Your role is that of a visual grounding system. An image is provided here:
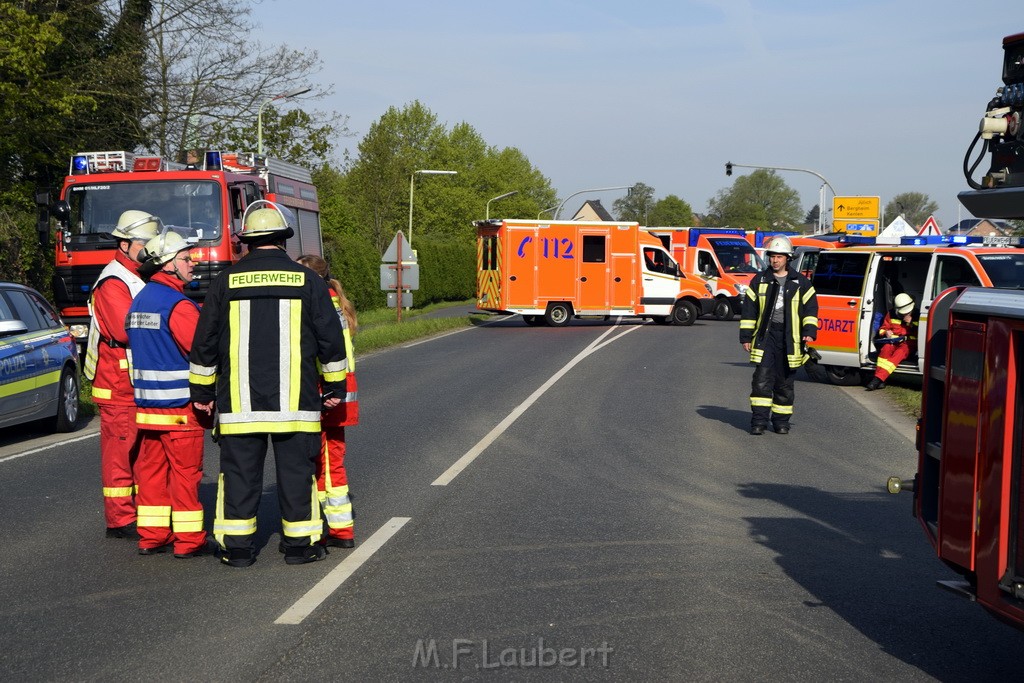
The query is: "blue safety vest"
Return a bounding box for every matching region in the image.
[126,282,199,408]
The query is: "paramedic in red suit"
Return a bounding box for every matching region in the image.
[125,232,208,557]
[84,210,161,538]
[297,254,358,549]
[866,293,917,391]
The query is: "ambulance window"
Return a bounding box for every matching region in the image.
[697,251,719,277]
[812,251,869,296]
[481,235,498,270]
[934,256,981,296]
[582,235,605,263]
[976,253,1024,289]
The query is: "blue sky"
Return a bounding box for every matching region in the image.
[252,1,1020,228]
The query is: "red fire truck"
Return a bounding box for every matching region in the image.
[46,150,322,345]
[888,30,1024,631]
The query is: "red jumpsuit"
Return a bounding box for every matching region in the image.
[128,272,207,555]
[318,289,358,543]
[87,252,144,530]
[873,313,917,382]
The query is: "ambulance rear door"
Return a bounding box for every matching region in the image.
[505,224,539,309]
[811,250,873,374]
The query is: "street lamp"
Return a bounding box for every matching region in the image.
[554,185,633,220]
[257,86,312,156]
[486,190,518,220]
[724,162,836,234]
[408,169,457,246]
[538,204,559,219]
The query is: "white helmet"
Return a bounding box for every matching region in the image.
[111,210,161,241]
[238,200,295,242]
[142,231,191,267]
[764,235,794,256]
[894,293,915,315]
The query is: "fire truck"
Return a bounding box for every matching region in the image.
[45,150,323,345]
[475,219,714,326]
[888,30,1024,631]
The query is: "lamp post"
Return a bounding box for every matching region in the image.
[486,190,518,220]
[538,204,559,219]
[257,86,312,156]
[554,185,633,220]
[408,169,457,246]
[724,162,836,234]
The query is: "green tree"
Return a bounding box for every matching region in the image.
[612,182,656,223]
[706,170,802,229]
[647,195,693,226]
[884,192,939,229]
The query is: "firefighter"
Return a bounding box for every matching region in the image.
[125,231,208,557]
[297,254,358,549]
[739,235,818,435]
[866,293,917,391]
[189,202,347,568]
[85,210,161,538]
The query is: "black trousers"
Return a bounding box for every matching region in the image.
[217,431,321,553]
[750,324,796,428]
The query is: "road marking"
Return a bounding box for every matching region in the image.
[275,516,411,625]
[0,431,99,464]
[432,323,640,486]
[401,314,514,348]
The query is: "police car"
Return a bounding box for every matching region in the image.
[0,282,80,432]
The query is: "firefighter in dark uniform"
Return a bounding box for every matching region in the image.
[189,201,348,567]
[739,235,818,435]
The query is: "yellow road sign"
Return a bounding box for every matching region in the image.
[833,219,879,236]
[833,196,880,220]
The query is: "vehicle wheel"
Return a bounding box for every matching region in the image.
[51,365,80,432]
[523,315,543,326]
[544,302,572,327]
[713,298,733,321]
[670,300,698,326]
[824,364,861,386]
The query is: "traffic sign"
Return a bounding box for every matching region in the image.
[918,215,941,236]
[833,196,880,220]
[387,291,413,308]
[834,219,879,236]
[382,232,417,263]
[380,263,419,290]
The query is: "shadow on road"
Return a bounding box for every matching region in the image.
[695,404,750,433]
[738,482,1020,679]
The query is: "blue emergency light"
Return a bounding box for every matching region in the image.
[687,228,745,246]
[900,236,942,246]
[753,231,797,247]
[70,155,90,175]
[944,234,982,245]
[838,235,876,245]
[204,151,223,171]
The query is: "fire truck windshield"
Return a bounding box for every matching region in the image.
[66,180,223,241]
[977,253,1024,289]
[710,238,764,274]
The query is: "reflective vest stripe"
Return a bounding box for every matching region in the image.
[103,486,134,497]
[219,421,321,435]
[135,387,191,402]
[137,412,190,426]
[172,509,204,533]
[137,505,171,527]
[134,369,190,382]
[771,403,794,415]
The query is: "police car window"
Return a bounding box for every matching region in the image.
[4,290,44,332]
[812,252,869,297]
[0,294,14,321]
[27,291,62,329]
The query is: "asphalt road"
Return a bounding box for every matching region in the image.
[0,314,1019,681]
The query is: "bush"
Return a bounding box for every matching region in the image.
[0,206,52,295]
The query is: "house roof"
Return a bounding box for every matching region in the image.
[572,199,615,222]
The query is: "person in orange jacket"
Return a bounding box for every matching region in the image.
[126,231,209,557]
[866,293,917,391]
[297,254,359,549]
[84,210,161,538]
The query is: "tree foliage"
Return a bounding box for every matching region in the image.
[647,195,694,227]
[705,170,803,229]
[612,182,655,223]
[884,192,939,228]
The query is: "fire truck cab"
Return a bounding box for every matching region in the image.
[49,150,322,345]
[806,235,1024,385]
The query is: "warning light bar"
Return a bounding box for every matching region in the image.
[69,151,133,175]
[133,156,164,172]
[751,230,798,247]
[687,228,745,246]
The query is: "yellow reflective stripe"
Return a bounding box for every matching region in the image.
[219,421,321,435]
[172,510,204,533]
[877,357,897,373]
[137,413,190,426]
[745,287,757,301]
[137,505,171,527]
[322,369,347,383]
[802,287,816,304]
[228,271,304,288]
[103,486,134,497]
[739,320,755,329]
[0,369,60,399]
[343,327,356,373]
[92,386,113,400]
[290,299,301,412]
[230,301,242,412]
[189,372,216,386]
[771,404,794,415]
[802,317,818,327]
[214,517,257,536]
[750,397,773,407]
[214,473,226,548]
[119,358,129,370]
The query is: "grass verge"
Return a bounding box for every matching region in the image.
[879,375,923,421]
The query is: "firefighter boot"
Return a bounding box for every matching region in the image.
[750,425,766,436]
[866,377,885,391]
[284,544,328,565]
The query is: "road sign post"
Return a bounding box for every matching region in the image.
[381,231,419,322]
[832,196,880,236]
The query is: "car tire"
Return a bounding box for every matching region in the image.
[51,365,80,432]
[713,298,733,321]
[670,300,698,326]
[543,302,572,327]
